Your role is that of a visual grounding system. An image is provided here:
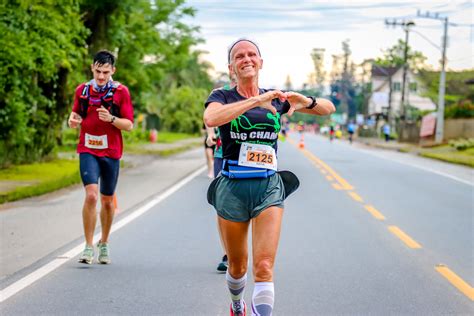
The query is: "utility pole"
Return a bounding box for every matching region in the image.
[417,10,448,144]
[341,40,352,119]
[385,19,415,121]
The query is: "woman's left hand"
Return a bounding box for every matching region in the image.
[285,92,311,116]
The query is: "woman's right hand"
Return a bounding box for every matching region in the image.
[68,112,82,128]
[253,90,286,115]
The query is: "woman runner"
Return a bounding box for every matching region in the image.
[204,38,335,316]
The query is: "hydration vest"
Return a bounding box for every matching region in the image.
[79,82,121,118]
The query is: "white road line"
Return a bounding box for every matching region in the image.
[302,134,473,187]
[0,165,206,303]
[360,149,473,187]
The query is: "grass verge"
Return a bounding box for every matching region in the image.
[419,146,474,168]
[124,141,202,156]
[0,159,80,204]
[154,132,200,143]
[1,134,202,204]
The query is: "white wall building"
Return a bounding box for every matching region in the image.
[368,66,436,116]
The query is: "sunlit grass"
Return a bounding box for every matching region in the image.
[0,159,80,204]
[420,145,474,168]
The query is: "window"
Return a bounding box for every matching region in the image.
[392,82,401,91]
[409,82,417,92]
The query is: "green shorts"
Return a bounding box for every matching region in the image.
[207,171,299,222]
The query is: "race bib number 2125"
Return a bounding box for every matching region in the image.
[238,142,277,170]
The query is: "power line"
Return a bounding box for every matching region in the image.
[410,29,441,51]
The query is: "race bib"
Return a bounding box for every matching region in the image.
[85,133,108,149]
[238,142,277,171]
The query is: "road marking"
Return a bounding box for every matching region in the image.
[0,165,207,303]
[289,134,473,300]
[326,175,334,181]
[364,205,386,220]
[358,147,474,187]
[435,264,474,301]
[348,191,364,202]
[288,138,353,190]
[388,226,422,249]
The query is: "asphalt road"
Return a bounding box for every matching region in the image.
[1,133,472,315]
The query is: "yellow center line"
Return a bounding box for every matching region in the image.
[435,265,474,301]
[287,138,354,190]
[302,149,353,190]
[388,226,422,249]
[288,135,472,301]
[348,191,364,202]
[364,205,386,220]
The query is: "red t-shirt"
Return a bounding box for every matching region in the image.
[72,82,134,159]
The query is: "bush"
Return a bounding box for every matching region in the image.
[445,100,474,119]
[448,138,474,151]
[61,128,80,146]
[123,129,149,143]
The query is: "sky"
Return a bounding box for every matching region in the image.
[183,0,473,89]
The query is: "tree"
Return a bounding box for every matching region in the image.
[0,0,212,166]
[0,1,88,166]
[158,86,208,133]
[79,0,210,111]
[374,39,427,71]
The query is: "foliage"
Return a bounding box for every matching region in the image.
[80,0,211,111]
[374,39,428,71]
[448,138,474,151]
[123,129,150,143]
[0,1,89,167]
[444,100,474,119]
[158,86,209,133]
[417,70,474,108]
[404,105,435,121]
[1,0,212,167]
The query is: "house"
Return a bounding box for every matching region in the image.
[368,65,436,117]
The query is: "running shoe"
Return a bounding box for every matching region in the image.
[230,301,246,316]
[97,242,111,264]
[78,245,94,264]
[217,254,228,272]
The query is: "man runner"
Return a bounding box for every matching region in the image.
[68,50,134,264]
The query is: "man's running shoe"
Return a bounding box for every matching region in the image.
[78,245,94,264]
[230,301,246,316]
[97,242,111,264]
[217,254,228,272]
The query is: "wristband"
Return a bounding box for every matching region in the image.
[306,96,317,109]
[110,116,116,123]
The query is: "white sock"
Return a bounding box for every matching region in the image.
[226,271,247,312]
[251,282,274,316]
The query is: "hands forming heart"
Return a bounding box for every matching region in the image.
[255,90,310,116]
